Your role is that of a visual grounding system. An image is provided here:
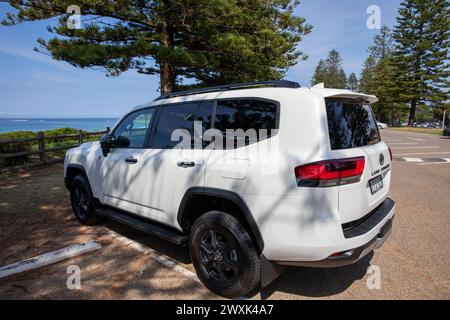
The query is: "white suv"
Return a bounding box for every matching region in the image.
[64,81,395,298]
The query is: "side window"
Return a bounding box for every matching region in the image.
[214,99,278,148]
[113,108,154,148]
[152,102,214,149]
[196,101,214,133]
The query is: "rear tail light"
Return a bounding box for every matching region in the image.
[388,147,393,161]
[295,157,365,187]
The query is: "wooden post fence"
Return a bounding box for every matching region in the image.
[37,131,48,163]
[0,129,107,169]
[78,129,84,145]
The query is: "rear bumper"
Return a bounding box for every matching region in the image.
[275,214,393,268]
[260,213,394,287]
[253,192,395,263]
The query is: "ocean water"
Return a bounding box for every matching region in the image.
[0,118,119,133]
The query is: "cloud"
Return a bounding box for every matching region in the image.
[0,43,154,86]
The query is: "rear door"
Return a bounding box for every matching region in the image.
[136,101,214,227]
[204,98,280,192]
[325,98,391,224]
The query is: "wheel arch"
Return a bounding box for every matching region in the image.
[177,187,264,253]
[65,164,89,189]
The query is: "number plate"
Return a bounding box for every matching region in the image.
[369,175,383,195]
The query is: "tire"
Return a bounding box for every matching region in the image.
[70,175,103,225]
[189,211,260,298]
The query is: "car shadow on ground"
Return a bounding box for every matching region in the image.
[259,253,373,299]
[102,217,373,299]
[103,219,192,265]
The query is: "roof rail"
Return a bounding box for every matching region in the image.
[154,80,300,101]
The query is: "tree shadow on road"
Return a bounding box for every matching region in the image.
[102,217,374,300]
[103,219,192,265]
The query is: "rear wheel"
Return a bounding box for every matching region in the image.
[70,175,103,225]
[189,211,260,298]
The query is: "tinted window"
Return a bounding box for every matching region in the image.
[325,99,381,150]
[214,99,278,148]
[196,101,214,133]
[152,102,213,149]
[113,108,154,148]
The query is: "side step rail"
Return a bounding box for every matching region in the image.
[96,207,188,245]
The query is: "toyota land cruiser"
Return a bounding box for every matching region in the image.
[64,80,395,298]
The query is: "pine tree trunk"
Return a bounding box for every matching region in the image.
[407,19,424,127]
[159,15,175,95]
[408,99,417,126]
[160,60,175,95]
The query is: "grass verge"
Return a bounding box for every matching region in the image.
[388,127,444,135]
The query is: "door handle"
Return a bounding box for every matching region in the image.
[177,161,195,168]
[124,157,138,164]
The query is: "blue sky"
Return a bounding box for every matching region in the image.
[0,0,402,117]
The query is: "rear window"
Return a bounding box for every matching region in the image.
[214,99,278,148]
[325,99,381,150]
[214,99,278,133]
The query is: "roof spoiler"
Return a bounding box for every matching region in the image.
[326,93,378,104]
[310,88,378,104]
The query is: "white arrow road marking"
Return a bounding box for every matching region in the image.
[0,241,102,279]
[402,158,424,162]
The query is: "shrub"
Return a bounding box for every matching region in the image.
[44,128,78,148]
[0,131,35,167]
[0,128,103,168]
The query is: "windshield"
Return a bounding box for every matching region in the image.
[325,98,381,150]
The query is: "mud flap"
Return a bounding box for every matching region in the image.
[260,255,285,288]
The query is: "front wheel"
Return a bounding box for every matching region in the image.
[70,175,103,225]
[189,211,260,298]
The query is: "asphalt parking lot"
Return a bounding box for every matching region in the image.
[0,129,449,300]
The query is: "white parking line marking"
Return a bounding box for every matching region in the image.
[388,142,418,145]
[407,137,426,141]
[108,231,249,300]
[391,146,438,150]
[0,241,102,279]
[402,158,424,162]
[419,161,450,166]
[393,151,450,156]
[107,231,200,283]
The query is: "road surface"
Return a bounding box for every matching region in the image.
[0,129,448,299]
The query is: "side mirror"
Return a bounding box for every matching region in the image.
[100,133,116,157]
